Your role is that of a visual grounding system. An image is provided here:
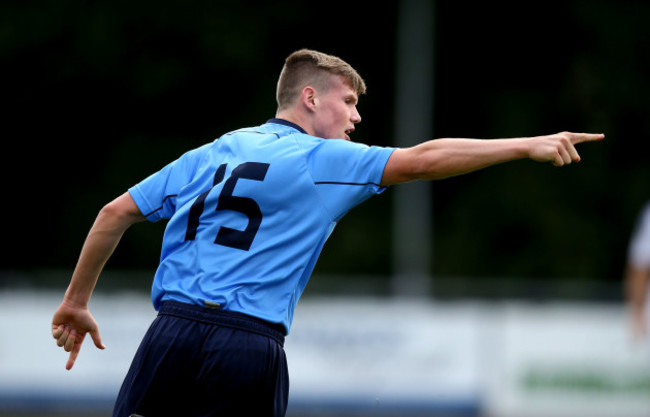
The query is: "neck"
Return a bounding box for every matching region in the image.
[275,110,313,136]
[268,117,307,134]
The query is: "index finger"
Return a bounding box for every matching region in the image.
[568,132,605,144]
[66,341,81,370]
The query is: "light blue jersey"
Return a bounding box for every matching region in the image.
[129,119,395,333]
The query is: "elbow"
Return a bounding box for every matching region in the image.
[97,193,144,227]
[410,155,450,181]
[95,203,129,232]
[98,201,123,221]
[404,144,455,181]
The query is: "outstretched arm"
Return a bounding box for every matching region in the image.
[380,132,604,185]
[51,191,145,370]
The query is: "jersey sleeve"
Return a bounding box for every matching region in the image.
[128,144,209,222]
[629,202,650,268]
[302,138,396,220]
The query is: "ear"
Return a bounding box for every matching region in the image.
[301,86,318,112]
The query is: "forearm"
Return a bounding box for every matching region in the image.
[383,136,530,184]
[381,132,603,185]
[410,137,530,180]
[64,193,145,306]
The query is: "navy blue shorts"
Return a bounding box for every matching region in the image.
[112,301,289,417]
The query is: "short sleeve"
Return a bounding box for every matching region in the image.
[302,138,395,220]
[128,145,209,222]
[629,202,650,268]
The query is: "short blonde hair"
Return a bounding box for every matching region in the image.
[276,49,367,111]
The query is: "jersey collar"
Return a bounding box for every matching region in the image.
[266,118,307,134]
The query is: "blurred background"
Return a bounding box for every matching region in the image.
[2,0,649,416]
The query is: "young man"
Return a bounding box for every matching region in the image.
[51,49,604,416]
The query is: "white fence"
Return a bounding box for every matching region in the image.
[1,290,648,416]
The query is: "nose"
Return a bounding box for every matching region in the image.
[351,106,361,124]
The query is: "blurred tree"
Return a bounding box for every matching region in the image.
[431,0,650,283]
[2,0,647,292]
[1,0,397,274]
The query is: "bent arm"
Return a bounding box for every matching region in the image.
[63,191,145,306]
[381,132,604,185]
[52,191,145,369]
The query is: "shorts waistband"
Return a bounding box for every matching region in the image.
[158,300,286,346]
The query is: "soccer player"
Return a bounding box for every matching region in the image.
[51,48,604,416]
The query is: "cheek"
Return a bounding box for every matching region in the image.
[318,113,337,136]
[315,105,346,138]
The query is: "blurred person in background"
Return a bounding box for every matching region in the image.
[625,201,650,344]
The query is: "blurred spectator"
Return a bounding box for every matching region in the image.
[625,201,650,343]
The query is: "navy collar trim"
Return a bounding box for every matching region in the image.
[266,118,307,134]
